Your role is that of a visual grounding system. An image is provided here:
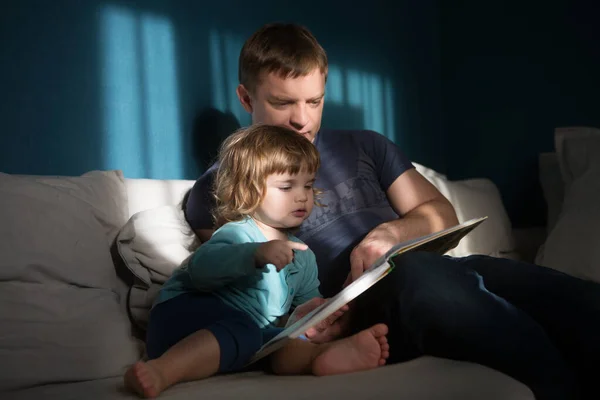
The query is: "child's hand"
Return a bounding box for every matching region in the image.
[255,240,308,271]
[287,298,351,343]
[304,302,351,343]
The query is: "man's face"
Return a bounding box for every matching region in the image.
[237,69,326,143]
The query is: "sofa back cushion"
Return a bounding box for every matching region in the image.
[413,163,517,259]
[0,171,140,391]
[536,127,600,282]
[18,170,129,244]
[125,178,196,218]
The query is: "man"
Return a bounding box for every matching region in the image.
[185,23,599,400]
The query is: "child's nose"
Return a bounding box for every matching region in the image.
[295,191,308,202]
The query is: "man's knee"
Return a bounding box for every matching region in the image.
[392,251,457,288]
[391,252,489,326]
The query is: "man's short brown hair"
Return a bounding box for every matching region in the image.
[238,23,328,93]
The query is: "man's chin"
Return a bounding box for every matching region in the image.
[302,132,316,142]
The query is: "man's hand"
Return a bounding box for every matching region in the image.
[349,224,398,282]
[286,298,350,343]
[255,240,308,271]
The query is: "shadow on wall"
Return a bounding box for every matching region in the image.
[191,107,241,174]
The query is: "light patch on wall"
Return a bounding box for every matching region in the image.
[366,74,385,137]
[223,33,250,126]
[326,65,344,104]
[140,13,183,179]
[100,6,144,177]
[100,5,183,179]
[208,31,251,127]
[384,78,396,142]
[209,30,227,112]
[346,70,363,108]
[345,69,395,142]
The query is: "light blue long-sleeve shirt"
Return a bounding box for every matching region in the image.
[154,217,322,328]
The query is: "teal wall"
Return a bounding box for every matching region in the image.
[441,0,600,227]
[4,0,598,227]
[0,0,444,180]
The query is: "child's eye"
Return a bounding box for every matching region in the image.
[279,187,291,191]
[304,185,313,189]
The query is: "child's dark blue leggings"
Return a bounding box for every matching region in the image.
[145,292,282,372]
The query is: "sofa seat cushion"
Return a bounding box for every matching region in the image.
[5,356,534,400]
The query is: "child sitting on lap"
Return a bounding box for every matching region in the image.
[124,124,389,398]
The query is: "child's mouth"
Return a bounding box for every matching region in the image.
[291,209,307,218]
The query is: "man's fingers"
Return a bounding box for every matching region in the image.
[342,272,353,288]
[350,257,365,281]
[349,248,366,281]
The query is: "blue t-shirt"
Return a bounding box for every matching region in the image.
[154,217,321,329]
[185,129,413,297]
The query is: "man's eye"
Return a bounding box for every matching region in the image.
[305,185,313,189]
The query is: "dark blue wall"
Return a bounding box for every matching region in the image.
[441,0,600,227]
[6,1,596,228]
[0,0,444,180]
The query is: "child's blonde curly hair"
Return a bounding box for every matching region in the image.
[212,124,321,228]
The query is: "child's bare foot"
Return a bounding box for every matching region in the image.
[124,361,166,398]
[312,323,390,376]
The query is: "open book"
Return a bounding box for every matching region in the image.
[247,216,488,365]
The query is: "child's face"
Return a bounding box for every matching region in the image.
[253,170,316,230]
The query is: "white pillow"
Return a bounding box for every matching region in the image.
[116,205,199,328]
[536,127,600,282]
[413,163,516,259]
[538,152,565,234]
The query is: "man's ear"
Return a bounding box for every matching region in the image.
[236,84,253,113]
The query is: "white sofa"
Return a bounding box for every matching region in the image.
[2,157,551,399]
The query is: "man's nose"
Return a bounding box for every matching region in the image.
[290,104,309,130]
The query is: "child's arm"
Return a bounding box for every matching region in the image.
[291,249,322,305]
[186,225,262,291]
[187,225,308,291]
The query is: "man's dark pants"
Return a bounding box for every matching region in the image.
[351,252,599,399]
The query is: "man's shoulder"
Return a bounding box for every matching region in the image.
[317,128,392,146]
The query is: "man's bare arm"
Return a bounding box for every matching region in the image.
[380,168,458,242]
[194,228,215,244]
[349,168,458,280]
